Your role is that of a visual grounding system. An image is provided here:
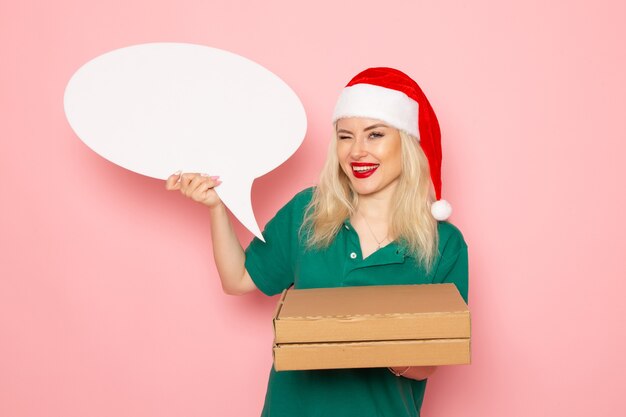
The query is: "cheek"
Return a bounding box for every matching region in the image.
[388,136,402,158]
[336,143,350,162]
[376,141,400,161]
[381,140,403,174]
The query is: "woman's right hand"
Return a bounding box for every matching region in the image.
[165,171,223,209]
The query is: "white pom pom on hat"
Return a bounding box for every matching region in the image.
[332,67,452,221]
[431,199,452,221]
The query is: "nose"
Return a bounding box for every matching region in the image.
[350,138,367,159]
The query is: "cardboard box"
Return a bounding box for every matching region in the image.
[273,284,470,371]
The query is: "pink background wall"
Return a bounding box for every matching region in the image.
[1,0,625,416]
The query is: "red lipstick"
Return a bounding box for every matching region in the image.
[351,162,379,179]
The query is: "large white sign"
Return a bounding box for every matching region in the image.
[64,42,307,240]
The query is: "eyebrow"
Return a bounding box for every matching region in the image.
[336,123,389,135]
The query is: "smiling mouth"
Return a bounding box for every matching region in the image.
[351,163,379,178]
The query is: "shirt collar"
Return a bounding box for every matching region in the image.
[342,218,411,260]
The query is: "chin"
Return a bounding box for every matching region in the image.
[349,181,380,196]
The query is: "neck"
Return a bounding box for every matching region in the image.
[354,183,397,221]
[356,195,390,221]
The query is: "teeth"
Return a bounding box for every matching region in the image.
[353,165,379,172]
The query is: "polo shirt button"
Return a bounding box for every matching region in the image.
[350,252,357,259]
[344,225,349,230]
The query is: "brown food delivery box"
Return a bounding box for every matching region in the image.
[272,283,470,371]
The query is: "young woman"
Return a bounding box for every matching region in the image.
[166,67,468,417]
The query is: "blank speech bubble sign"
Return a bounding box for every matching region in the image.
[64,43,307,241]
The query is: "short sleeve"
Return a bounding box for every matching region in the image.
[432,222,469,303]
[244,188,313,296]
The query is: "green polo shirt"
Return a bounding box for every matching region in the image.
[245,187,468,417]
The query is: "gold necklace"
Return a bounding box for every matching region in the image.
[359,211,389,249]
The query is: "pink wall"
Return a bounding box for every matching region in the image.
[1,1,625,416]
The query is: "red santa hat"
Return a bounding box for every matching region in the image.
[332,67,452,221]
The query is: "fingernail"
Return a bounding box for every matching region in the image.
[210,175,220,180]
[215,180,222,185]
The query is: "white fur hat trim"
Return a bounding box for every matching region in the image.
[332,84,419,139]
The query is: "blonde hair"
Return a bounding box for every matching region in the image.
[301,129,439,271]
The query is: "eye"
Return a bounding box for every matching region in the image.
[338,135,352,140]
[369,131,385,139]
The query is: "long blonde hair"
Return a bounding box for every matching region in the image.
[301,128,439,271]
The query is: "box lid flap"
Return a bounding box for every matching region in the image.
[277,284,468,319]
